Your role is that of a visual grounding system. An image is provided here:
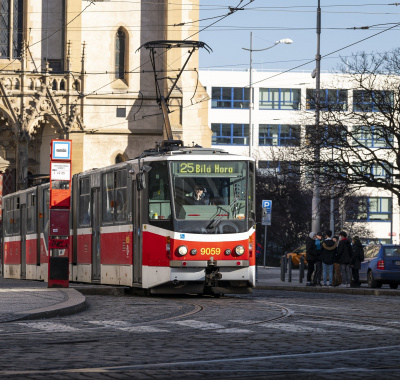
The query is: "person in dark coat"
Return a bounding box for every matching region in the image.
[351,236,364,288]
[337,231,353,287]
[332,235,342,286]
[306,232,317,286]
[313,232,323,286]
[321,230,337,286]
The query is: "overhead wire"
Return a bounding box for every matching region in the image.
[248,20,400,87]
[3,1,397,131]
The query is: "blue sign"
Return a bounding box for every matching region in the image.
[262,200,272,213]
[52,141,71,160]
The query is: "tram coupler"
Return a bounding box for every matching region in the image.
[205,268,222,287]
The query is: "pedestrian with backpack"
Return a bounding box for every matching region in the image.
[351,236,364,288]
[321,230,337,287]
[313,232,323,286]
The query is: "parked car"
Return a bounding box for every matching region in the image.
[359,244,400,289]
[286,245,307,268]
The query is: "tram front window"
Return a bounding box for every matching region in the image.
[171,161,251,233]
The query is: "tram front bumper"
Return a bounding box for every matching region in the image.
[169,260,251,282]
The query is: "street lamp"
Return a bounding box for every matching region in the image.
[242,34,293,158]
[311,0,322,233]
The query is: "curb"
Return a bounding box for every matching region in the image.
[255,284,400,296]
[13,289,87,322]
[70,285,128,296]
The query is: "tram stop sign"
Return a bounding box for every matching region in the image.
[262,200,272,226]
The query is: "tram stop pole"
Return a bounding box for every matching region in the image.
[48,140,72,288]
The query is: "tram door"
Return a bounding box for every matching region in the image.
[20,204,27,279]
[91,188,101,281]
[133,182,142,284]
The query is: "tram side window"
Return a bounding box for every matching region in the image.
[27,193,36,233]
[148,161,171,220]
[4,198,12,235]
[42,188,50,244]
[13,197,20,234]
[102,172,114,223]
[79,178,91,226]
[102,170,127,224]
[248,162,255,223]
[115,170,127,222]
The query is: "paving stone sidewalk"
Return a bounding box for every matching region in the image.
[0,277,87,323]
[256,266,400,296]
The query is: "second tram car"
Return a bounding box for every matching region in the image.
[2,146,256,295]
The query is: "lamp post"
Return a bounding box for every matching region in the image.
[311,0,322,233]
[242,34,293,158]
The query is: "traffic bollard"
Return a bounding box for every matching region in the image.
[299,256,305,283]
[280,255,285,282]
[288,256,292,282]
[284,253,288,273]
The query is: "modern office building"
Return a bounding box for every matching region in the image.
[200,69,399,243]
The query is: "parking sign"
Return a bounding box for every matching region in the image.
[262,200,272,226]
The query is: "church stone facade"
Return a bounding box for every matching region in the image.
[0,0,211,191]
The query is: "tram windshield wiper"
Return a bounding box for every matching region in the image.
[206,198,238,230]
[207,213,225,230]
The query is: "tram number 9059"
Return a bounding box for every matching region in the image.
[200,248,221,256]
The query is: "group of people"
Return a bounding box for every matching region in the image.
[305,230,365,287]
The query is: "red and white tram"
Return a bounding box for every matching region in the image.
[1,145,256,294]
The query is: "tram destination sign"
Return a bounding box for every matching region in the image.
[177,162,241,174]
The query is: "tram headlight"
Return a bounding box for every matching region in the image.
[225,249,231,256]
[190,249,197,256]
[177,245,188,256]
[235,245,245,256]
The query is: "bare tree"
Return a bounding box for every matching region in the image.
[290,49,400,239]
[299,49,400,195]
[256,166,311,265]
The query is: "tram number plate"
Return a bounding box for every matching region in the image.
[395,261,400,266]
[201,248,221,256]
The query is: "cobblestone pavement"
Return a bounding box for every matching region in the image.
[0,278,86,322]
[0,288,400,380]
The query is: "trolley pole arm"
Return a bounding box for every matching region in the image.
[160,96,173,141]
[165,46,196,101]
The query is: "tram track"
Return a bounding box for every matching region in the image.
[0,295,291,337]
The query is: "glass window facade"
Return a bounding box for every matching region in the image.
[352,126,392,148]
[211,123,249,145]
[211,87,250,109]
[259,88,300,110]
[346,197,392,221]
[306,89,348,111]
[259,124,300,146]
[353,90,394,112]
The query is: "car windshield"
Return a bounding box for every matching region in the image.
[383,246,400,257]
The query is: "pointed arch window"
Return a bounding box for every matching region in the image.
[0,0,23,59]
[115,153,126,164]
[115,29,126,80]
